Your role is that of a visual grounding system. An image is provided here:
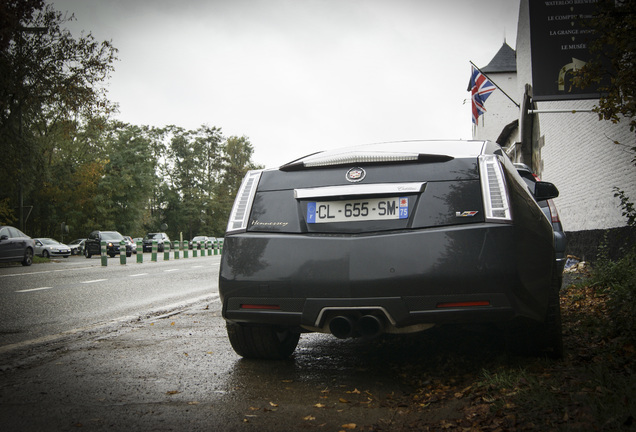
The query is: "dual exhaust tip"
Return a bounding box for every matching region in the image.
[328,314,385,339]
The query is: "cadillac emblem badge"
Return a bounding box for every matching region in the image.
[346,167,366,183]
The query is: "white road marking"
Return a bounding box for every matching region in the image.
[81,279,107,284]
[0,267,94,278]
[130,273,148,277]
[15,287,53,293]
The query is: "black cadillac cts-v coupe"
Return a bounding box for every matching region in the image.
[219,140,563,359]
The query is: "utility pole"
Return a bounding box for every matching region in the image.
[16,26,47,232]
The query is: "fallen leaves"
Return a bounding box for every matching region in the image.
[226,282,633,431]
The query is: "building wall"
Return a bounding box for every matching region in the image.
[513,0,636,232]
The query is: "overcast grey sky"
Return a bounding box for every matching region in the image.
[49,0,520,168]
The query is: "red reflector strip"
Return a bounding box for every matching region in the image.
[240,304,281,310]
[436,301,490,308]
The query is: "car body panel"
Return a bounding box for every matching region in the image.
[84,231,132,257]
[514,163,567,268]
[34,238,71,258]
[219,141,560,360]
[189,236,210,249]
[0,226,35,266]
[221,218,553,328]
[67,238,86,255]
[123,236,137,253]
[142,232,171,252]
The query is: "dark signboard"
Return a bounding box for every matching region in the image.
[529,0,604,101]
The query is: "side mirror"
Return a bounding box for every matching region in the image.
[0,235,8,241]
[534,181,559,201]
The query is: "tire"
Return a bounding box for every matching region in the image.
[21,248,33,266]
[42,250,50,259]
[126,252,132,257]
[108,253,116,258]
[507,265,563,359]
[85,248,92,259]
[542,268,564,358]
[226,323,300,359]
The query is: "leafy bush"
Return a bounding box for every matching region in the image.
[588,242,636,342]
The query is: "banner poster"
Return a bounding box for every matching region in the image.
[529,0,608,101]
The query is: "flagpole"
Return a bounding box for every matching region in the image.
[469,61,520,108]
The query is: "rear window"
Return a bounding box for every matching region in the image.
[102,232,123,240]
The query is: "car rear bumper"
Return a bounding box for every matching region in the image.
[219,223,554,330]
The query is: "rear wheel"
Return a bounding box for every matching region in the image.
[85,248,92,258]
[542,268,564,358]
[226,323,300,359]
[21,248,33,266]
[508,265,563,359]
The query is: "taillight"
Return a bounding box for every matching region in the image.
[436,301,490,308]
[479,155,512,222]
[226,170,262,233]
[240,304,281,310]
[546,199,560,223]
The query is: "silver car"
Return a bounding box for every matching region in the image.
[34,238,71,258]
[67,238,86,255]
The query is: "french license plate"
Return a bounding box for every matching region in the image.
[307,197,408,224]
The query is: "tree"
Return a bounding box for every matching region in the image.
[0,2,117,231]
[0,0,44,52]
[155,125,225,239]
[576,0,636,161]
[96,123,156,235]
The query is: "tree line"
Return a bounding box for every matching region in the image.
[1,1,260,242]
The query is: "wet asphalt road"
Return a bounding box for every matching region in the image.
[0,254,218,348]
[0,256,422,431]
[0,257,521,431]
[0,293,429,432]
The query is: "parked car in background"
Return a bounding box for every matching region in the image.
[84,230,132,258]
[514,163,567,270]
[220,140,563,359]
[189,235,210,249]
[67,238,86,255]
[123,236,137,254]
[34,238,71,258]
[142,232,171,252]
[0,225,35,266]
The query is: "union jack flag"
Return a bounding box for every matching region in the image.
[470,66,496,125]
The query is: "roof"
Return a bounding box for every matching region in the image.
[481,42,516,73]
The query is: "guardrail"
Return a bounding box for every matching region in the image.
[99,239,224,266]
